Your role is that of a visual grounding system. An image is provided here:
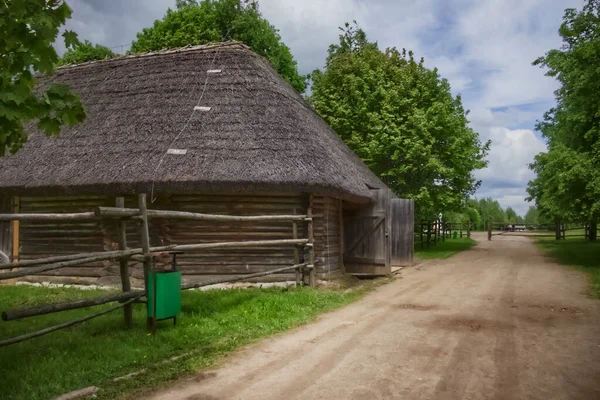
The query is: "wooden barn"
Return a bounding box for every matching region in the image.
[0,42,414,287]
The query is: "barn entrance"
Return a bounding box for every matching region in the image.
[343,189,414,275]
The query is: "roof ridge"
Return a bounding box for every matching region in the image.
[57,41,249,70]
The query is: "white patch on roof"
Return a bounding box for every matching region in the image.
[207,69,222,73]
[167,149,188,155]
[194,106,211,112]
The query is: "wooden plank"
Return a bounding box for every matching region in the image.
[116,197,133,328]
[12,197,19,263]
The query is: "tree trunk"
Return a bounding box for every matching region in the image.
[590,220,597,241]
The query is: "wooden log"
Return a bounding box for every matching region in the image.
[0,295,143,348]
[2,290,144,321]
[181,263,307,290]
[95,207,309,222]
[0,212,97,221]
[138,195,152,332]
[307,201,316,287]
[116,197,133,328]
[55,386,99,400]
[292,208,300,286]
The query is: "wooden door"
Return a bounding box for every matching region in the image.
[0,196,11,263]
[343,188,391,275]
[390,198,414,266]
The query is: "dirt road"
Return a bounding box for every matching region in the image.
[148,233,600,400]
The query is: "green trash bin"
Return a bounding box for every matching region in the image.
[452,231,458,239]
[147,270,182,326]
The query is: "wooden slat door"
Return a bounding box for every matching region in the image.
[390,198,414,266]
[343,188,391,275]
[0,196,11,263]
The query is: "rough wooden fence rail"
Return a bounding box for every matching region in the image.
[0,194,316,347]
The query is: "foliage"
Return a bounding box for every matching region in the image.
[58,40,116,66]
[130,0,306,92]
[309,24,490,218]
[0,0,86,156]
[414,238,476,259]
[467,198,528,230]
[0,283,375,400]
[527,0,600,232]
[537,237,600,298]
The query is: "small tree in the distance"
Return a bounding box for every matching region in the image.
[59,40,116,66]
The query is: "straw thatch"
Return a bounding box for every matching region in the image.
[0,42,386,203]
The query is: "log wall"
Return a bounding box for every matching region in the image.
[14,193,343,286]
[0,196,10,263]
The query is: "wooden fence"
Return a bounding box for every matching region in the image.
[488,222,591,240]
[415,220,472,248]
[0,194,315,347]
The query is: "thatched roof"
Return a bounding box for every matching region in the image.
[0,42,387,203]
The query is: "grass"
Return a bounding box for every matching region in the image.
[0,280,380,400]
[414,237,476,260]
[536,236,600,299]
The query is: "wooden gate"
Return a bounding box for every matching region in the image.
[390,198,414,266]
[343,189,391,275]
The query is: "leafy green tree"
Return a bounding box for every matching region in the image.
[309,24,490,217]
[131,0,306,92]
[0,0,86,156]
[527,0,600,239]
[58,40,116,66]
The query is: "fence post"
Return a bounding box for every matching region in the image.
[292,208,300,287]
[307,203,315,288]
[137,194,153,329]
[116,197,133,329]
[467,223,471,238]
[487,222,492,241]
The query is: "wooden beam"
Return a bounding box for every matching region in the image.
[2,290,144,321]
[116,197,133,328]
[0,212,97,221]
[95,207,309,222]
[0,295,142,348]
[11,197,19,263]
[307,196,315,287]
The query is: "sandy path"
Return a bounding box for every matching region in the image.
[148,233,600,400]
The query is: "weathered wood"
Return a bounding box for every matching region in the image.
[116,197,133,328]
[181,263,307,290]
[55,386,99,400]
[0,212,97,221]
[138,194,152,301]
[339,199,345,273]
[307,199,315,287]
[292,208,300,286]
[2,290,144,321]
[0,295,142,348]
[95,207,309,222]
[12,197,19,263]
[488,222,492,241]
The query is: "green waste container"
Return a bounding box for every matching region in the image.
[147,271,181,322]
[452,231,458,239]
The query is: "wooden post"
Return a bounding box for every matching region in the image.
[427,221,431,248]
[11,197,19,264]
[487,222,492,241]
[460,224,463,238]
[420,221,424,248]
[137,194,153,329]
[467,223,471,238]
[292,208,300,286]
[116,197,133,328]
[555,222,561,240]
[307,200,315,288]
[339,199,345,274]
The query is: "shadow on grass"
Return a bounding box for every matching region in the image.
[414,238,476,260]
[537,238,600,299]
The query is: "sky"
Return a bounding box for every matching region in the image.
[58,0,584,216]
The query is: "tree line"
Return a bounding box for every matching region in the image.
[526,0,600,240]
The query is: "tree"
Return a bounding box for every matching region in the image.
[130,0,306,92]
[58,40,116,66]
[0,0,86,156]
[309,24,490,218]
[527,0,600,239]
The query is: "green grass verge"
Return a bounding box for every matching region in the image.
[0,280,380,400]
[414,238,476,260]
[536,237,600,299]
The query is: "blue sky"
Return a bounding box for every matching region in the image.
[60,0,583,216]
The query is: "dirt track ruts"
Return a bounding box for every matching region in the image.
[147,233,600,400]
